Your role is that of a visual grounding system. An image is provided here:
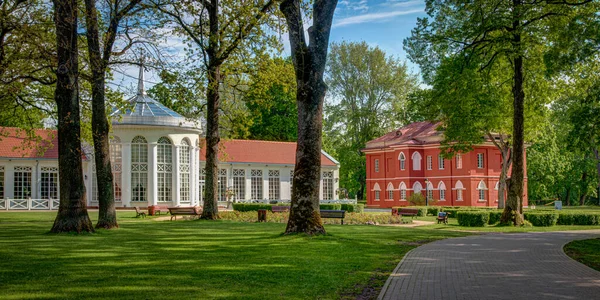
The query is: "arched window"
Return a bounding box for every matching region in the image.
[495,181,499,190]
[426,181,434,200]
[412,181,423,194]
[373,183,381,201]
[456,154,463,169]
[179,139,191,203]
[110,136,122,202]
[398,152,406,170]
[131,136,148,202]
[399,182,407,200]
[477,180,487,201]
[412,151,422,171]
[387,182,394,200]
[438,181,446,201]
[455,180,464,201]
[157,137,173,202]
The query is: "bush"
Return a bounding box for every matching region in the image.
[320,204,342,210]
[406,207,427,216]
[457,211,489,227]
[443,208,460,218]
[232,203,273,212]
[488,211,502,225]
[341,204,364,213]
[557,212,600,225]
[408,193,426,206]
[524,212,559,227]
[427,207,441,216]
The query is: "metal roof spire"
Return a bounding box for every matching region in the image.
[137,56,146,96]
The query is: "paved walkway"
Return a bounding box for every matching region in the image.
[379,230,600,300]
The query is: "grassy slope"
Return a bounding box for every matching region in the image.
[564,238,600,272]
[0,212,466,300]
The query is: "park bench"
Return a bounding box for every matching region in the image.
[134,207,146,218]
[168,206,202,221]
[437,212,448,224]
[397,208,419,218]
[320,210,346,225]
[272,206,290,213]
[154,205,170,215]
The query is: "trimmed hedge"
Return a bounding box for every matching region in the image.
[457,211,489,227]
[443,208,460,218]
[488,211,502,225]
[232,203,276,212]
[427,207,441,216]
[341,204,364,213]
[557,213,600,225]
[524,212,559,227]
[406,207,427,216]
[320,204,342,210]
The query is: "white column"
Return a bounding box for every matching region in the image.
[121,143,132,207]
[319,170,323,201]
[149,143,158,206]
[189,146,196,206]
[334,169,340,199]
[245,167,251,201]
[174,145,181,206]
[262,168,268,200]
[5,164,14,199]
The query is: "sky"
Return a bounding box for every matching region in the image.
[111,0,427,96]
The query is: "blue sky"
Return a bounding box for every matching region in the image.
[112,0,427,95]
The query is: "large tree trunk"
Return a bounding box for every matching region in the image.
[84,0,117,229]
[594,148,600,205]
[580,169,588,206]
[201,0,221,220]
[281,0,337,235]
[502,2,525,225]
[51,0,94,233]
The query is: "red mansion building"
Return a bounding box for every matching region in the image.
[362,122,528,208]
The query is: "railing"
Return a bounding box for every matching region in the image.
[233,199,356,204]
[1,198,60,210]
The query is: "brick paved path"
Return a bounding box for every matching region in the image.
[379,231,600,300]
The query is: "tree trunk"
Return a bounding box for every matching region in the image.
[51,0,94,233]
[281,0,337,235]
[594,148,600,205]
[580,169,588,206]
[84,0,117,229]
[502,1,525,225]
[201,0,221,220]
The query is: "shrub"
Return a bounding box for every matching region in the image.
[408,193,426,206]
[524,212,558,227]
[341,204,364,213]
[457,211,490,227]
[406,207,427,216]
[488,211,502,225]
[443,208,460,218]
[557,212,600,225]
[320,204,342,210]
[232,203,273,212]
[427,207,440,216]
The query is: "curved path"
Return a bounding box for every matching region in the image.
[379,230,600,300]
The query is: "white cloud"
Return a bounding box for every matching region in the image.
[333,9,423,28]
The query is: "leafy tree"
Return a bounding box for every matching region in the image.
[280,0,337,235]
[404,0,597,225]
[324,41,418,200]
[50,0,94,233]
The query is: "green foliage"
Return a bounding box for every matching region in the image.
[488,211,502,225]
[427,207,440,216]
[340,204,364,213]
[524,213,559,227]
[405,207,427,217]
[232,203,275,212]
[442,208,460,218]
[324,41,419,199]
[557,212,600,225]
[319,204,342,210]
[456,211,490,227]
[408,193,426,206]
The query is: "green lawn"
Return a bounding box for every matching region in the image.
[564,238,600,272]
[0,211,467,299]
[413,216,600,232]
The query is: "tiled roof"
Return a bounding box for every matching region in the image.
[199,139,338,166]
[364,121,444,150]
[0,127,59,159]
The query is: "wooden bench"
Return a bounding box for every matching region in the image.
[154,205,170,215]
[398,208,419,218]
[168,207,202,221]
[134,207,146,218]
[437,212,448,224]
[320,210,346,225]
[272,206,290,213]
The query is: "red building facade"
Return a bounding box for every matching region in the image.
[362,122,528,208]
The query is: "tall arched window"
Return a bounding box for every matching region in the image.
[477,180,487,201]
[179,139,191,203]
[412,181,423,194]
[399,182,407,200]
[426,181,434,200]
[412,152,422,171]
[455,180,464,201]
[398,152,406,170]
[110,136,122,202]
[438,181,446,201]
[131,136,148,202]
[386,182,394,200]
[373,183,381,201]
[157,137,173,202]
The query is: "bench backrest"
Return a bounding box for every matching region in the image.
[168,207,201,214]
[272,206,290,212]
[438,212,448,218]
[135,207,143,213]
[399,208,419,214]
[320,210,345,218]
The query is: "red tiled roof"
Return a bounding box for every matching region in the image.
[199,139,338,166]
[364,121,444,150]
[0,127,59,159]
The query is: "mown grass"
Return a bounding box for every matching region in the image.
[564,238,600,272]
[0,211,467,300]
[413,215,600,232]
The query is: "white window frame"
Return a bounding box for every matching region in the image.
[477,153,484,169]
[455,181,464,201]
[399,182,407,200]
[374,159,379,172]
[13,166,32,199]
[438,155,445,170]
[386,182,394,200]
[179,139,191,203]
[477,180,487,201]
[268,170,280,200]
[412,152,422,171]
[110,136,122,202]
[251,169,263,200]
[157,137,173,202]
[40,167,59,200]
[131,136,148,202]
[426,156,432,170]
[373,183,381,201]
[399,152,406,170]
[456,154,462,169]
[438,181,446,201]
[322,171,334,200]
[233,169,245,201]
